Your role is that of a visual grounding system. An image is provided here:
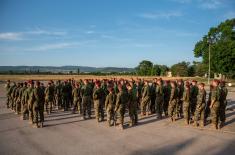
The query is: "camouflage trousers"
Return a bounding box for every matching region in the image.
[176,100,183,117]
[15,99,21,114]
[190,99,197,116]
[33,102,44,124]
[116,107,125,126]
[163,99,169,116]
[94,99,104,121]
[6,95,10,108]
[210,102,220,127]
[183,101,190,123]
[219,101,227,123]
[141,97,151,115]
[205,101,211,120]
[194,103,205,122]
[155,97,164,118]
[82,96,92,118]
[106,108,114,125]
[168,99,177,118]
[129,102,138,125]
[62,96,69,111]
[21,100,28,119]
[28,101,34,123]
[45,99,53,114]
[73,98,82,114]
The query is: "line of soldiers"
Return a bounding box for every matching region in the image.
[5,78,227,130]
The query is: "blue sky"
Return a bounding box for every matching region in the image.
[0,0,234,67]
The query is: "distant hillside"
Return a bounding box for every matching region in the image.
[0,66,135,73]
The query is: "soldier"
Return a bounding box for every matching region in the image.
[127,83,138,126]
[114,84,127,130]
[20,82,28,120]
[140,81,151,117]
[163,80,171,116]
[27,80,35,124]
[55,80,62,110]
[5,80,11,108]
[150,81,156,114]
[61,81,69,111]
[93,81,105,122]
[81,79,93,120]
[194,83,206,127]
[155,79,164,119]
[32,81,45,128]
[183,82,190,125]
[72,82,82,114]
[105,87,116,126]
[190,80,198,118]
[210,80,221,129]
[219,81,228,128]
[176,79,184,118]
[45,82,54,114]
[168,81,178,122]
[10,82,17,111]
[205,84,213,121]
[15,83,22,115]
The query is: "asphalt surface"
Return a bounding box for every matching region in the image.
[0,84,235,155]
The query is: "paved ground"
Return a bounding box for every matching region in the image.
[0,83,235,155]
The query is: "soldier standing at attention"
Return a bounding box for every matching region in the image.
[177,79,184,118]
[105,87,116,127]
[114,84,127,130]
[194,83,206,127]
[45,82,54,114]
[27,80,35,124]
[81,79,93,120]
[141,81,151,117]
[210,80,221,130]
[93,81,105,122]
[163,80,171,117]
[205,84,213,121]
[168,81,178,122]
[62,81,69,111]
[55,80,62,110]
[32,81,45,128]
[155,79,164,119]
[183,82,190,125]
[5,80,11,108]
[190,80,198,119]
[127,83,138,126]
[219,81,228,128]
[72,82,81,114]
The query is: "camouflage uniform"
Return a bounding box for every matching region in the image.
[176,83,184,118]
[183,87,190,124]
[55,81,62,109]
[93,86,105,122]
[210,86,221,129]
[15,84,22,114]
[20,84,28,119]
[155,83,164,118]
[26,86,35,123]
[205,87,212,120]
[62,82,69,111]
[163,83,171,116]
[32,85,45,127]
[219,85,228,127]
[105,92,116,126]
[168,86,178,121]
[190,85,198,117]
[128,87,138,126]
[194,89,206,127]
[72,86,82,114]
[45,84,54,114]
[141,84,151,116]
[81,83,93,119]
[115,90,128,129]
[150,83,156,114]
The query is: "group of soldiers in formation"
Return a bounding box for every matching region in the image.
[5,78,228,130]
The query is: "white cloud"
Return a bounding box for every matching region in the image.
[85,31,95,34]
[27,29,67,36]
[25,42,78,51]
[0,32,23,40]
[138,11,183,19]
[199,0,222,9]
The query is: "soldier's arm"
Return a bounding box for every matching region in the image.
[105,95,109,110]
[114,94,120,112]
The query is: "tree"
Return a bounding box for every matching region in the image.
[151,64,161,76]
[136,60,153,76]
[171,61,189,77]
[193,19,235,78]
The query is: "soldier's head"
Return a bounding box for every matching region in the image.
[144,80,148,85]
[108,86,114,93]
[75,82,80,88]
[192,80,197,86]
[126,84,132,90]
[170,81,176,88]
[36,81,40,88]
[95,81,101,88]
[24,82,27,87]
[7,80,10,84]
[212,79,219,87]
[199,83,205,90]
[157,79,162,85]
[118,84,122,92]
[28,80,34,87]
[48,82,51,86]
[220,80,225,87]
